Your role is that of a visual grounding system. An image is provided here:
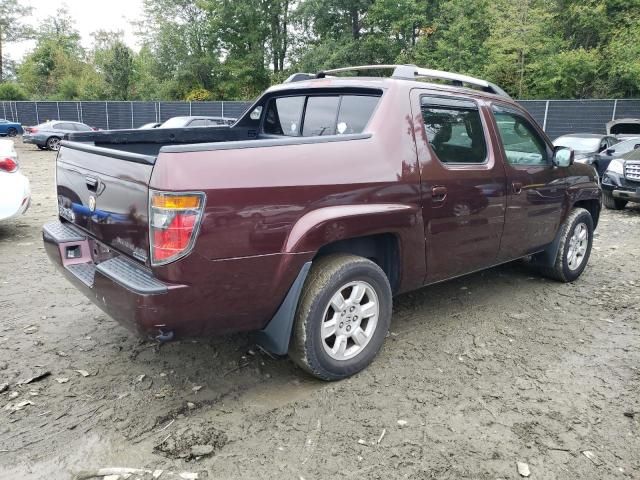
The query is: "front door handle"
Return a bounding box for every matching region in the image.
[512,182,523,195]
[431,186,448,203]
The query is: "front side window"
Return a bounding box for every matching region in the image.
[264,96,305,136]
[421,98,487,164]
[493,108,548,166]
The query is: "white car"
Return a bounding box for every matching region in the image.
[0,139,31,221]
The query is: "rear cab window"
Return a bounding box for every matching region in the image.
[262,92,380,137]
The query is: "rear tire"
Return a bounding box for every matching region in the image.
[539,208,593,283]
[289,254,392,381]
[602,190,627,210]
[46,136,61,151]
[7,127,18,137]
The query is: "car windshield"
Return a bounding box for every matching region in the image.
[612,138,640,154]
[160,117,188,128]
[553,136,601,152]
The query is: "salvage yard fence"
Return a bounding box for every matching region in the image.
[1,99,639,139]
[0,100,252,131]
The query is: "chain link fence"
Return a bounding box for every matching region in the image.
[2,99,639,139]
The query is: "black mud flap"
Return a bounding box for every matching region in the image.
[252,262,312,356]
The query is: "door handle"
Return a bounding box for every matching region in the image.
[85,176,100,192]
[431,186,448,203]
[512,182,523,195]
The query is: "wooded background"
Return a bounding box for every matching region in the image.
[1,0,639,102]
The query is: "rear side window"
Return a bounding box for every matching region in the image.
[421,97,487,164]
[55,122,74,130]
[74,124,92,132]
[263,94,379,137]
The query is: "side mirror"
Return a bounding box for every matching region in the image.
[553,147,573,167]
[605,148,615,155]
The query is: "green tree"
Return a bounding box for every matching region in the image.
[0,81,27,100]
[0,0,33,81]
[92,31,135,100]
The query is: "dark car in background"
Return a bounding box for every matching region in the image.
[23,121,96,151]
[602,148,640,210]
[0,119,23,137]
[159,116,236,128]
[553,133,619,177]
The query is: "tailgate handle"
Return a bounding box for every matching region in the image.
[85,176,100,192]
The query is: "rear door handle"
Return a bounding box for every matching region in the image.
[512,182,523,195]
[431,186,448,203]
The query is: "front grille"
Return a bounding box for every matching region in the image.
[626,161,640,182]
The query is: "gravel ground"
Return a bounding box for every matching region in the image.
[1,140,639,480]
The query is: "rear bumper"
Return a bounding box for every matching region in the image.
[43,220,312,340]
[43,221,185,337]
[22,134,46,146]
[0,173,31,221]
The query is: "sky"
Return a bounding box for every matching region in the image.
[6,0,144,61]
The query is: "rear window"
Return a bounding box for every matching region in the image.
[263,94,379,137]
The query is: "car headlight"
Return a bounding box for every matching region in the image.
[606,159,624,175]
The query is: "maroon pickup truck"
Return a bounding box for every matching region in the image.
[43,65,601,380]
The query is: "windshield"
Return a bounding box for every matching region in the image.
[553,136,601,152]
[159,117,188,128]
[612,138,640,154]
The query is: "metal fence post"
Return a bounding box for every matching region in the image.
[105,101,110,129]
[2,102,6,120]
[131,101,134,128]
[542,100,549,132]
[56,101,61,120]
[221,101,224,118]
[158,102,161,123]
[611,99,618,121]
[79,102,84,123]
[189,101,192,116]
[76,102,80,122]
[35,102,40,125]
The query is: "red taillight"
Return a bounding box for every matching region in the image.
[0,157,18,173]
[26,127,38,134]
[150,191,205,265]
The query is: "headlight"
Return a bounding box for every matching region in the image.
[607,159,624,175]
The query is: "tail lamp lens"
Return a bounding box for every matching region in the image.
[150,191,205,265]
[0,157,18,173]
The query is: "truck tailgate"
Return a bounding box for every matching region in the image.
[56,143,154,264]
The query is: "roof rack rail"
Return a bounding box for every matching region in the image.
[285,64,510,98]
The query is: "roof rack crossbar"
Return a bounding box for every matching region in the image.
[305,64,510,98]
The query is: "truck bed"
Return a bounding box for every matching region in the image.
[66,125,258,157]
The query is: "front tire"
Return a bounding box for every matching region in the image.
[289,254,392,381]
[46,136,61,151]
[540,208,594,283]
[7,128,18,137]
[602,190,627,210]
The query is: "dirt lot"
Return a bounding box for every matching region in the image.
[0,140,639,480]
